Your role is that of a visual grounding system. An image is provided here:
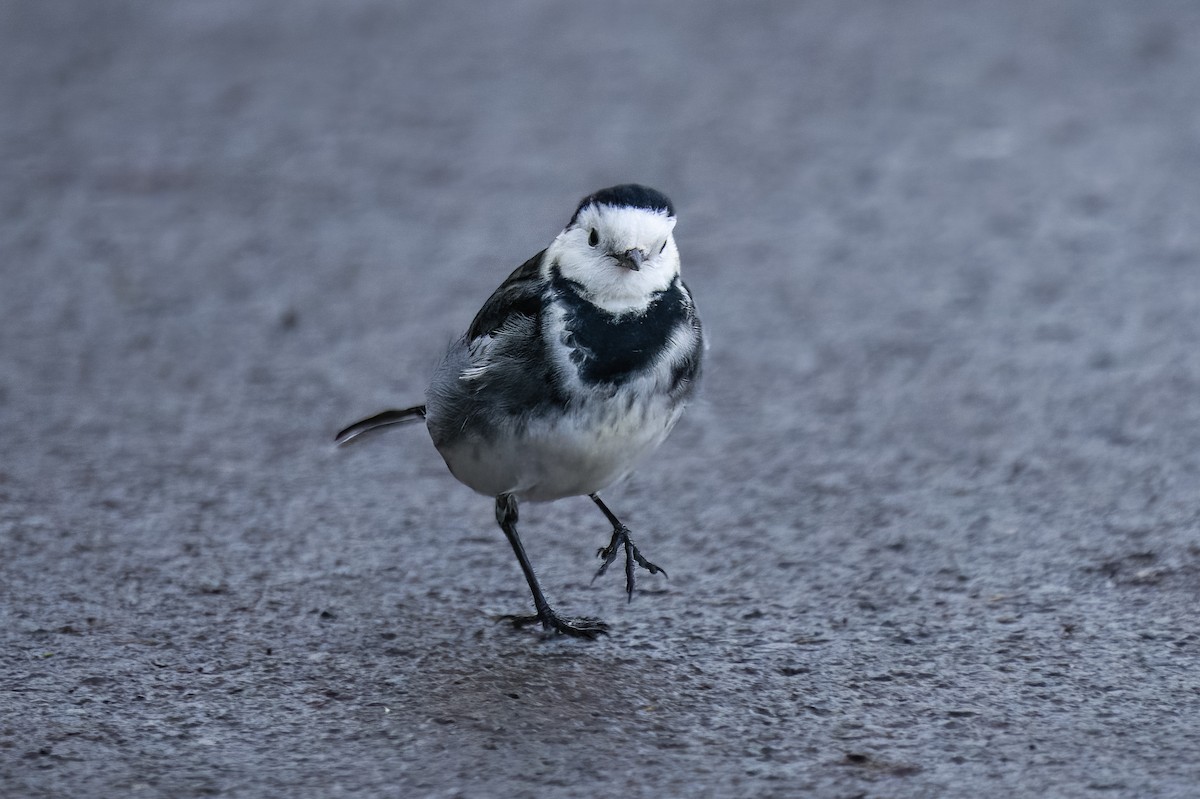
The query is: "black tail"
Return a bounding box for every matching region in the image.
[334,405,426,446]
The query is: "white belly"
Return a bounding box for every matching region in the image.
[432,395,682,502]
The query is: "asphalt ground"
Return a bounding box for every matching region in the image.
[3,2,1200,796]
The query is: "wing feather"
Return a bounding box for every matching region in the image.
[465,250,546,342]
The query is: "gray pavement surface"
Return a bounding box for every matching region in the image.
[4,1,1200,796]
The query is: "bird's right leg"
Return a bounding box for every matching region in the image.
[494,494,609,639]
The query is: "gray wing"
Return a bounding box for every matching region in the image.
[465,250,546,341]
[426,250,561,446]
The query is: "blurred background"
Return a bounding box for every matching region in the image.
[3,2,1200,796]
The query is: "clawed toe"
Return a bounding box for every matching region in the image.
[496,611,609,640]
[592,524,667,600]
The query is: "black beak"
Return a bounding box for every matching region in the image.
[614,248,645,271]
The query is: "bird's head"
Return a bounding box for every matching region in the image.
[546,184,680,314]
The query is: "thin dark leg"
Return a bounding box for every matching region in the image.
[589,493,667,601]
[495,494,608,639]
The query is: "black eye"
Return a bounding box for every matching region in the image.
[660,240,667,254]
[588,229,599,247]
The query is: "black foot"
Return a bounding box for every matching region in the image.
[593,524,668,601]
[497,610,610,640]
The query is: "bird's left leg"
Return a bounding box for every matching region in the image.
[589,493,667,601]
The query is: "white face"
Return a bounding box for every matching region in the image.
[544,204,680,314]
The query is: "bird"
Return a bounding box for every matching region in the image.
[335,184,704,639]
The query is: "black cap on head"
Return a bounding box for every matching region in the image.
[569,184,675,225]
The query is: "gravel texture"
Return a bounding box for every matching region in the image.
[4,2,1200,796]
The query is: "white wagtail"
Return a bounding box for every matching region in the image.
[335,184,704,638]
